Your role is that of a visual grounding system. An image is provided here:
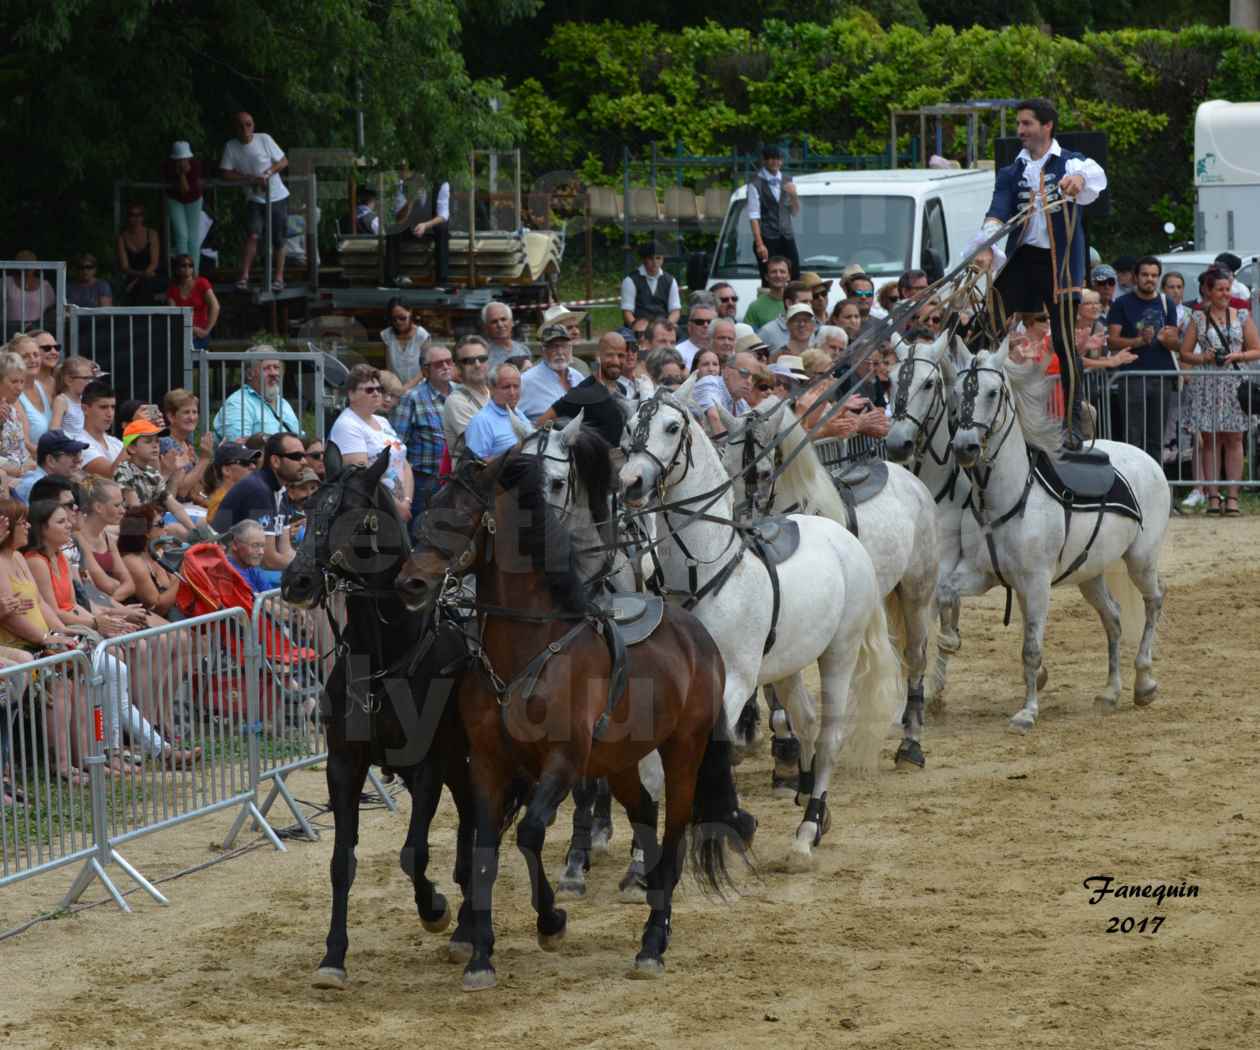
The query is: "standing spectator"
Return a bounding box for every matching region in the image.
[1179,267,1260,516]
[830,299,863,344]
[3,251,55,328]
[1076,288,1130,420]
[162,141,204,273]
[616,325,653,404]
[801,347,834,380]
[219,111,290,292]
[758,280,813,353]
[381,298,430,391]
[11,336,49,452]
[676,293,717,369]
[204,442,258,524]
[537,332,629,448]
[743,256,791,330]
[645,317,677,351]
[480,302,531,370]
[328,365,413,523]
[211,352,300,441]
[377,370,403,421]
[355,188,381,234]
[1161,272,1189,330]
[0,352,32,481]
[519,325,582,423]
[50,356,98,437]
[14,429,85,504]
[397,343,455,520]
[1212,252,1252,304]
[385,170,452,286]
[711,282,739,320]
[691,347,722,379]
[620,241,680,326]
[1107,256,1181,460]
[748,144,800,282]
[1090,264,1118,313]
[210,431,303,568]
[1112,256,1137,296]
[162,388,213,502]
[165,254,219,349]
[65,254,113,309]
[77,382,126,480]
[463,364,530,460]
[442,336,493,455]
[115,203,163,305]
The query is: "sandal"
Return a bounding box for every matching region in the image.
[1206,496,1222,515]
[234,278,250,292]
[54,767,87,787]
[2,780,24,804]
[162,745,202,770]
[1225,497,1241,516]
[271,279,285,292]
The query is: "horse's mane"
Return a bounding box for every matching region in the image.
[496,450,589,613]
[999,352,1064,456]
[566,424,614,527]
[771,406,849,523]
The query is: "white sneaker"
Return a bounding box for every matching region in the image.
[1180,489,1205,508]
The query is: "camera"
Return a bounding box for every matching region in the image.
[1214,345,1229,367]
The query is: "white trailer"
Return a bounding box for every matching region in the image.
[1194,99,1260,252]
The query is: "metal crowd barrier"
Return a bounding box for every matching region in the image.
[1,260,66,346]
[68,304,194,405]
[193,348,329,442]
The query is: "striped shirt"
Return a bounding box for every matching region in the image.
[398,380,454,476]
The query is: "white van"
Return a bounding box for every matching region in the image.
[1194,100,1260,252]
[707,168,995,322]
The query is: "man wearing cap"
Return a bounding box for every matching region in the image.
[769,354,811,398]
[212,431,305,568]
[971,97,1107,449]
[464,364,531,460]
[1111,256,1137,296]
[676,292,717,370]
[211,351,301,442]
[542,303,588,344]
[397,342,457,520]
[116,418,197,530]
[538,332,630,448]
[783,303,817,358]
[480,302,532,371]
[620,243,681,325]
[14,430,88,504]
[758,281,814,353]
[206,441,260,523]
[744,256,792,330]
[519,325,584,423]
[1090,264,1118,312]
[804,272,833,324]
[748,145,800,282]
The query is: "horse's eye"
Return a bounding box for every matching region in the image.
[924,378,934,388]
[550,478,565,491]
[986,390,997,399]
[666,422,680,434]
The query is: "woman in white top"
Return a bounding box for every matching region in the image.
[328,364,413,524]
[12,336,50,452]
[380,298,430,391]
[50,356,98,436]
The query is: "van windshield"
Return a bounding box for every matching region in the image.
[713,194,915,279]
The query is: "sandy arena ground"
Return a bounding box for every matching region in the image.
[1,514,1257,1050]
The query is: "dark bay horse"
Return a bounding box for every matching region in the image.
[281,446,484,989]
[398,448,750,988]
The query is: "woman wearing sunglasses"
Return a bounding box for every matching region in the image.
[166,254,220,349]
[328,364,413,523]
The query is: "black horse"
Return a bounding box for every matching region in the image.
[281,445,481,988]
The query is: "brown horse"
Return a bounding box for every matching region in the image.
[398,448,752,989]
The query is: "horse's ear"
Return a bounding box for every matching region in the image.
[891,334,911,363]
[558,409,585,447]
[950,333,974,372]
[613,395,634,423]
[989,334,1011,371]
[673,370,699,403]
[940,351,959,386]
[366,446,390,484]
[324,441,343,480]
[714,402,739,435]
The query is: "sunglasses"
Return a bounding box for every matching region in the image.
[718,295,738,304]
[731,366,753,378]
[926,314,943,324]
[275,451,306,462]
[458,354,489,366]
[1095,278,1117,285]
[41,343,61,352]
[226,459,255,468]
[659,377,682,387]
[305,451,324,461]
[812,289,828,298]
[359,385,383,394]
[690,317,712,327]
[754,383,774,393]
[852,290,873,297]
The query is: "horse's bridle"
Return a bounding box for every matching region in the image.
[730,411,780,516]
[625,393,694,505]
[892,346,952,475]
[956,357,1016,469]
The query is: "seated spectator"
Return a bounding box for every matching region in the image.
[442,336,493,457]
[50,356,98,436]
[78,479,134,602]
[480,303,532,370]
[303,435,326,480]
[163,141,204,274]
[12,335,49,453]
[710,318,737,367]
[329,364,413,522]
[77,381,126,479]
[744,367,776,408]
[621,241,681,325]
[3,251,55,328]
[163,388,213,502]
[815,325,848,363]
[204,441,259,523]
[30,330,60,418]
[282,467,319,516]
[66,254,113,309]
[691,347,722,379]
[464,364,530,460]
[0,351,33,481]
[225,520,271,593]
[211,351,301,441]
[644,347,685,390]
[116,202,164,304]
[117,505,182,617]
[676,291,717,369]
[381,297,430,391]
[14,429,86,504]
[166,254,220,349]
[210,432,303,569]
[115,419,195,530]
[829,299,863,344]
[519,325,582,423]
[378,370,403,421]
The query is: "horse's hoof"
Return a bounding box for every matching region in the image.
[538,927,566,952]
[312,966,348,990]
[629,955,665,979]
[618,879,647,905]
[894,738,925,771]
[462,967,497,992]
[447,941,474,965]
[1007,711,1035,734]
[771,772,798,800]
[591,830,612,856]
[784,843,816,874]
[1133,682,1158,707]
[1094,694,1119,714]
[554,877,587,901]
[421,901,452,934]
[1036,665,1049,689]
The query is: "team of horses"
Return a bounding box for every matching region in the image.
[279,318,1170,993]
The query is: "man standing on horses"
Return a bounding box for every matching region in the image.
[973,98,1106,450]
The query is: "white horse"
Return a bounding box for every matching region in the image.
[884,334,977,707]
[717,396,940,770]
[941,340,1169,732]
[619,392,903,869]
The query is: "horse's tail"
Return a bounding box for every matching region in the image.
[884,587,907,662]
[840,599,904,774]
[1105,562,1145,647]
[498,773,533,836]
[687,730,753,899]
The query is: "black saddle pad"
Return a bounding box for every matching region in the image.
[1032,448,1142,522]
[834,460,889,505]
[595,593,665,646]
[747,516,801,566]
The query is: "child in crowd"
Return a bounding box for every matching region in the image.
[114,419,196,533]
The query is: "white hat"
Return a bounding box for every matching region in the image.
[542,303,586,328]
[170,141,194,160]
[733,323,755,339]
[770,354,809,382]
[786,303,814,322]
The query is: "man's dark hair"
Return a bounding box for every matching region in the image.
[783,280,812,305]
[1214,251,1243,274]
[898,269,928,296]
[264,431,299,469]
[359,187,377,202]
[82,381,116,406]
[761,144,783,160]
[29,475,79,508]
[766,255,790,270]
[1135,255,1162,276]
[843,274,874,295]
[646,318,675,342]
[1017,98,1058,134]
[1112,255,1138,274]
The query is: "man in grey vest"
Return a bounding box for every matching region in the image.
[620,240,680,325]
[748,145,800,283]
